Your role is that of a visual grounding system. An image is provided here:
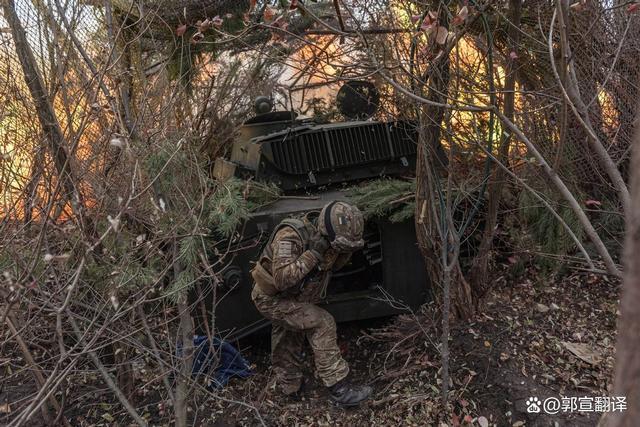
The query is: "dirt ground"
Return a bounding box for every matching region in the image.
[1,268,619,426]
[206,268,619,426]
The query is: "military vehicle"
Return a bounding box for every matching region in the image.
[202,82,430,340]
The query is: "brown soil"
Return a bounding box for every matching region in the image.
[1,269,619,426]
[208,268,619,426]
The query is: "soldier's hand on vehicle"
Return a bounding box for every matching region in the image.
[309,233,331,259]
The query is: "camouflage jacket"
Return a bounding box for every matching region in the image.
[262,225,351,302]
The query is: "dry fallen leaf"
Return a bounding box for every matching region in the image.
[420,19,435,32]
[435,26,448,45]
[536,303,549,313]
[452,6,468,25]
[562,341,602,365]
[478,416,489,427]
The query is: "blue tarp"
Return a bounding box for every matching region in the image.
[180,335,253,389]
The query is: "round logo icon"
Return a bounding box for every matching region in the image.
[526,397,542,413]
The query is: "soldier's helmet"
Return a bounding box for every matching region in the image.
[318,201,365,252]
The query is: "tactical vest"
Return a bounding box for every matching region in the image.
[251,217,315,296]
[261,218,312,259]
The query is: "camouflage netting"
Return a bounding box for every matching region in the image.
[506,1,638,258]
[0,0,111,221]
[0,0,266,221]
[109,0,249,24]
[515,1,638,199]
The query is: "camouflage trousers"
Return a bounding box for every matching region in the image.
[251,287,349,394]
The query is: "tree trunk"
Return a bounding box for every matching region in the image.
[175,294,194,427]
[414,13,474,320]
[470,0,521,297]
[606,105,640,427]
[173,242,194,427]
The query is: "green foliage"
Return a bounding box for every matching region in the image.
[144,139,204,200]
[206,180,249,237]
[162,177,280,301]
[348,179,416,223]
[206,178,281,237]
[165,268,197,303]
[144,138,282,300]
[90,262,158,293]
[518,189,586,268]
[178,234,201,266]
[79,138,282,303]
[83,221,160,294]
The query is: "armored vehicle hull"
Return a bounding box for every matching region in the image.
[203,98,431,339]
[197,190,429,340]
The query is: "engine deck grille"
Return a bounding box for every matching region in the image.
[266,122,417,175]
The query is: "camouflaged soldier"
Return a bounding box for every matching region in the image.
[250,201,372,406]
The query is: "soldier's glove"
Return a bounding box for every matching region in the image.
[309,233,331,261]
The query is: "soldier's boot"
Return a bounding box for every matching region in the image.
[328,379,372,406]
